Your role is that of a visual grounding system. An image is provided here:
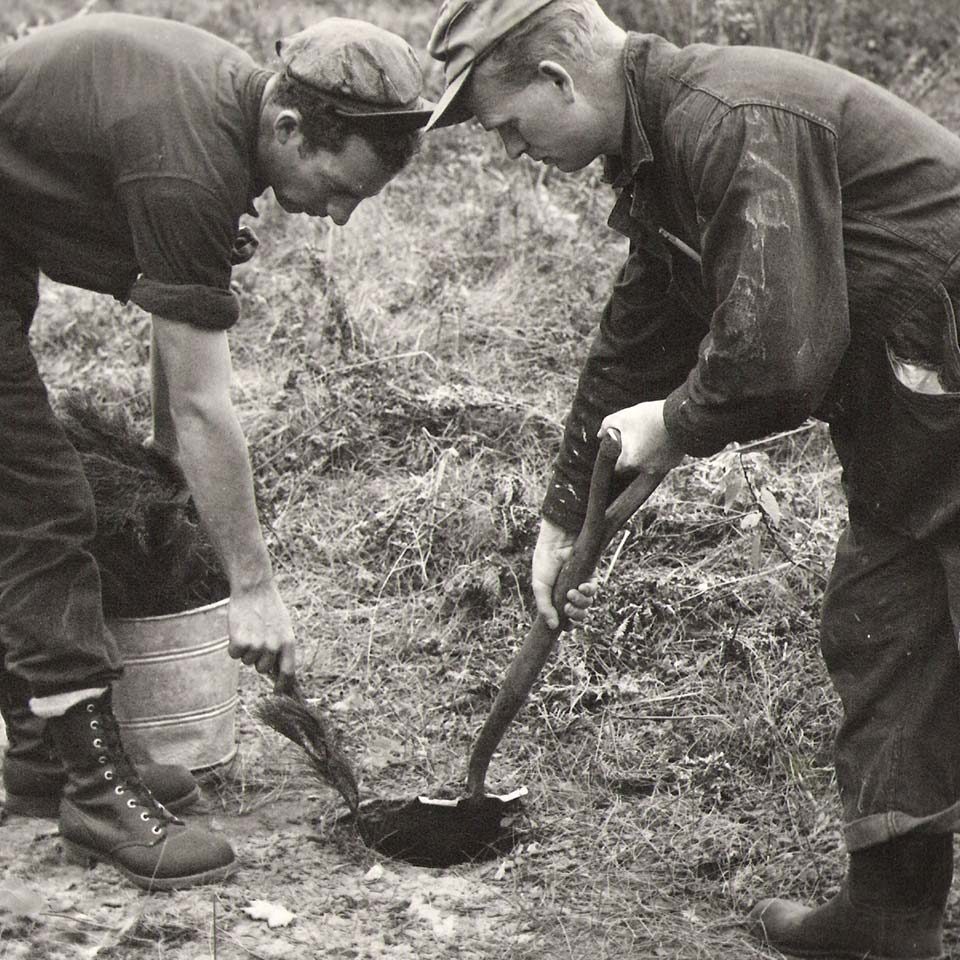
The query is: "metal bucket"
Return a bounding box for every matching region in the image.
[109,597,239,772]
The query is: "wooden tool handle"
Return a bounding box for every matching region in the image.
[548,429,622,632]
[465,431,666,799]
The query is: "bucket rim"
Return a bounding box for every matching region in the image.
[107,595,230,624]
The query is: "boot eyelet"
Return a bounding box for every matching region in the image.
[141,812,152,822]
[127,799,137,808]
[92,738,103,749]
[89,720,100,730]
[85,704,95,712]
[115,785,124,795]
[98,756,107,765]
[104,770,114,780]
[151,826,163,835]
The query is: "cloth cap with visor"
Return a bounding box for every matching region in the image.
[277,18,444,134]
[425,0,560,131]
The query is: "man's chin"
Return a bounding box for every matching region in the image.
[539,156,586,173]
[274,192,302,214]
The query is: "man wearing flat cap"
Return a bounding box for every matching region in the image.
[428,0,960,956]
[0,11,433,891]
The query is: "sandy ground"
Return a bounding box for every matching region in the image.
[0,720,549,960]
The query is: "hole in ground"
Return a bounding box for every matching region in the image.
[338,796,530,868]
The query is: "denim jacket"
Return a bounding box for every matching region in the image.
[543,33,960,531]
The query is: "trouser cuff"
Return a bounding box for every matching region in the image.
[844,801,960,851]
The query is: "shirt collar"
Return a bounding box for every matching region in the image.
[246,68,273,215]
[603,34,655,189]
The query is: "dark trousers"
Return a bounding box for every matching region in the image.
[0,259,122,697]
[824,309,960,850]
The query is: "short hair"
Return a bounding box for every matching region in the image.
[271,73,420,175]
[473,0,605,91]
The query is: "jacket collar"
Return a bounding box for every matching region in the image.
[603,33,681,188]
[246,68,274,215]
[603,33,655,188]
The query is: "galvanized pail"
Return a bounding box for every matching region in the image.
[109,597,239,772]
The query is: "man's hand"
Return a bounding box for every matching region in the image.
[599,399,684,475]
[227,579,296,682]
[151,314,299,682]
[532,517,599,629]
[532,400,684,629]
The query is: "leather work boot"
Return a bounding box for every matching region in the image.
[46,689,236,891]
[746,832,953,959]
[0,675,200,817]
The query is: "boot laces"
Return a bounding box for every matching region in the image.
[88,699,181,829]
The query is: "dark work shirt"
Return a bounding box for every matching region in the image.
[0,13,270,328]
[542,33,960,531]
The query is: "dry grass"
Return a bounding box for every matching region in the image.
[5,0,960,957]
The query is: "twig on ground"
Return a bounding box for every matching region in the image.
[738,452,829,586]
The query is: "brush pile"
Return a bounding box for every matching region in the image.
[58,391,228,618]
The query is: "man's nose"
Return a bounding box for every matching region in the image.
[328,196,361,225]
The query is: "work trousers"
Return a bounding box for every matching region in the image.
[823,309,960,850]
[0,258,122,697]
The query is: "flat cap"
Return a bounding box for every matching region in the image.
[276,18,438,133]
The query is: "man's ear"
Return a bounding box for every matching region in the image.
[537,60,576,102]
[273,108,301,145]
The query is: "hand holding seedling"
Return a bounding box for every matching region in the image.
[228,579,297,683]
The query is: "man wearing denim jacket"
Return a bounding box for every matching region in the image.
[428,0,960,956]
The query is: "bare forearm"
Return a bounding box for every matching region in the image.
[149,323,179,456]
[149,316,294,680]
[172,401,272,590]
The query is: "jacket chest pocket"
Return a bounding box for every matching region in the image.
[609,183,712,321]
[665,247,710,322]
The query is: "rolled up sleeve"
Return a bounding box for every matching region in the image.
[128,276,239,329]
[663,104,850,456]
[117,177,241,330]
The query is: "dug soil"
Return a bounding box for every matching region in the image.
[0,717,541,960]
